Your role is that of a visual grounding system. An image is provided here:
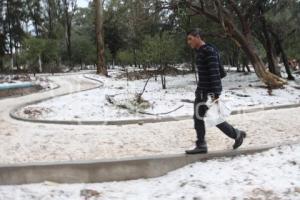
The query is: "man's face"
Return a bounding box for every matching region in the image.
[187,34,201,49]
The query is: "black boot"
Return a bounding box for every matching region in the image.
[233,130,246,149]
[186,142,208,154]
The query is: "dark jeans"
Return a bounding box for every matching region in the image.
[193,90,238,146]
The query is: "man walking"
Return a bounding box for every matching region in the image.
[186,28,246,154]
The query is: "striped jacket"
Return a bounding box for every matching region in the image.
[195,44,222,96]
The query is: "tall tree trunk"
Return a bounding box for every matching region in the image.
[15,44,19,72]
[260,13,281,77]
[47,0,54,38]
[66,23,72,67]
[63,0,73,69]
[241,56,251,73]
[112,58,115,69]
[160,73,166,89]
[0,33,5,73]
[6,0,13,72]
[0,58,3,72]
[95,0,107,76]
[272,32,295,80]
[133,49,137,68]
[234,30,286,88]
[232,47,240,70]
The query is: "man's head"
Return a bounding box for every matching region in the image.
[187,28,205,49]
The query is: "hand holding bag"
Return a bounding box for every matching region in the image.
[204,96,232,127]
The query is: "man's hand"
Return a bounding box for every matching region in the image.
[212,96,219,101]
[209,93,219,102]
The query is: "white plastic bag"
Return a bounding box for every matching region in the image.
[204,96,232,127]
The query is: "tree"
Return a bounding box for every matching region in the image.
[166,0,287,88]
[256,4,282,77]
[141,32,179,89]
[44,0,57,39]
[266,0,299,80]
[22,37,45,73]
[124,0,154,68]
[72,7,97,68]
[250,0,298,80]
[3,0,26,71]
[61,0,77,69]
[117,50,134,67]
[0,0,6,72]
[25,0,43,37]
[0,33,5,72]
[22,37,60,73]
[71,34,96,68]
[95,0,107,75]
[104,0,127,68]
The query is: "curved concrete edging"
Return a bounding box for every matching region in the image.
[1,72,97,101]
[0,140,299,186]
[32,70,96,77]
[0,80,60,101]
[9,74,104,123]
[10,100,300,125]
[9,73,300,125]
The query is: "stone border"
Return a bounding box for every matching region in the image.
[0,141,298,185]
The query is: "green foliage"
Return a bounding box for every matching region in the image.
[104,0,127,60]
[140,32,180,67]
[1,0,300,73]
[266,0,300,60]
[21,37,60,72]
[286,33,300,59]
[43,39,60,64]
[117,50,134,66]
[71,34,97,65]
[22,37,45,63]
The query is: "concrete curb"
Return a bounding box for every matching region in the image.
[0,141,298,185]
[9,73,300,125]
[31,70,96,77]
[0,80,60,101]
[0,70,91,100]
[10,100,300,125]
[9,74,104,123]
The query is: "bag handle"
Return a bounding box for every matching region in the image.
[206,98,221,115]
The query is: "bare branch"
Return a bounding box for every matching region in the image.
[186,0,220,23]
[137,76,152,103]
[214,0,226,32]
[227,0,249,34]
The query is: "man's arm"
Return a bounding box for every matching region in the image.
[205,47,222,100]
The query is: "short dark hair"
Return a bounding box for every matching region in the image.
[187,28,203,38]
